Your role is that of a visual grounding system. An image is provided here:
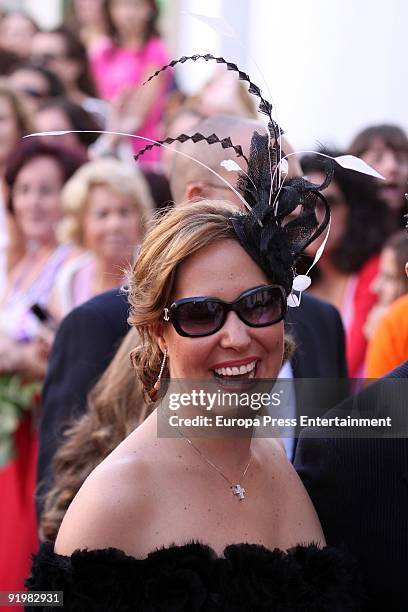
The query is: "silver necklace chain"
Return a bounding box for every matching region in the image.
[179,431,251,500]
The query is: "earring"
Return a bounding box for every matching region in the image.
[148,348,167,401]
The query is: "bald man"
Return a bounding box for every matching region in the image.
[169,115,302,205]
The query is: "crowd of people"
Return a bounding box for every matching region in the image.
[0,1,407,610]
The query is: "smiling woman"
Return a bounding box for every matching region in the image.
[0,140,85,377]
[48,157,154,320]
[25,46,364,606]
[129,206,285,395]
[0,80,32,294]
[0,139,84,593]
[26,195,362,610]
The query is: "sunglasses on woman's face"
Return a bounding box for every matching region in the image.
[163,284,287,338]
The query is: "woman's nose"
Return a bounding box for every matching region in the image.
[218,311,252,350]
[105,212,124,230]
[20,191,44,211]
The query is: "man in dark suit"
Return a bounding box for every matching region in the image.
[295,240,408,610]
[37,116,347,514]
[294,360,408,611]
[36,289,130,514]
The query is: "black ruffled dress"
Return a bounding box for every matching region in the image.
[25,541,363,611]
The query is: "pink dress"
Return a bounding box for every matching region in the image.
[89,36,169,164]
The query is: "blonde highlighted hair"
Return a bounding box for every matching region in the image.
[58,158,154,246]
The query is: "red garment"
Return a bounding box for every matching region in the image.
[0,415,38,594]
[346,255,380,378]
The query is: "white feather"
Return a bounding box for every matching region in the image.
[287,293,300,307]
[292,275,311,291]
[334,155,385,180]
[220,159,242,172]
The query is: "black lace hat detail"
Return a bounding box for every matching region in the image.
[231,132,332,294]
[136,54,332,294]
[142,53,279,137]
[134,131,248,164]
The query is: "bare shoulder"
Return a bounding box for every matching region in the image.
[257,438,325,547]
[55,453,151,556]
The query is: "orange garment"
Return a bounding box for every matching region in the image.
[365,294,408,378]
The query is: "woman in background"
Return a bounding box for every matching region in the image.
[0,10,38,60]
[50,157,153,320]
[301,151,391,378]
[64,0,109,47]
[0,81,32,294]
[30,26,106,124]
[0,140,84,594]
[88,0,169,165]
[365,229,408,378]
[35,96,101,152]
[348,124,408,225]
[364,229,408,340]
[8,62,65,114]
[0,139,85,374]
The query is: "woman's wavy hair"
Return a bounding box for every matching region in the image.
[48,26,98,98]
[127,200,292,399]
[301,150,391,273]
[39,328,151,542]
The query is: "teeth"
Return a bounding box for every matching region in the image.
[214,361,257,377]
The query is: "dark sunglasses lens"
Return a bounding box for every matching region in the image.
[239,287,284,325]
[176,301,224,336]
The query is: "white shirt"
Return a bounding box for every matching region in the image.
[277,360,296,460]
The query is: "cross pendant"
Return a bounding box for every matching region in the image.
[231,484,246,500]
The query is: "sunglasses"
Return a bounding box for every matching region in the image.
[163,284,287,338]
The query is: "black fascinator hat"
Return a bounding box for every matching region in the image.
[135,54,332,297]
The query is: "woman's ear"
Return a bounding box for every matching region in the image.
[150,322,167,353]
